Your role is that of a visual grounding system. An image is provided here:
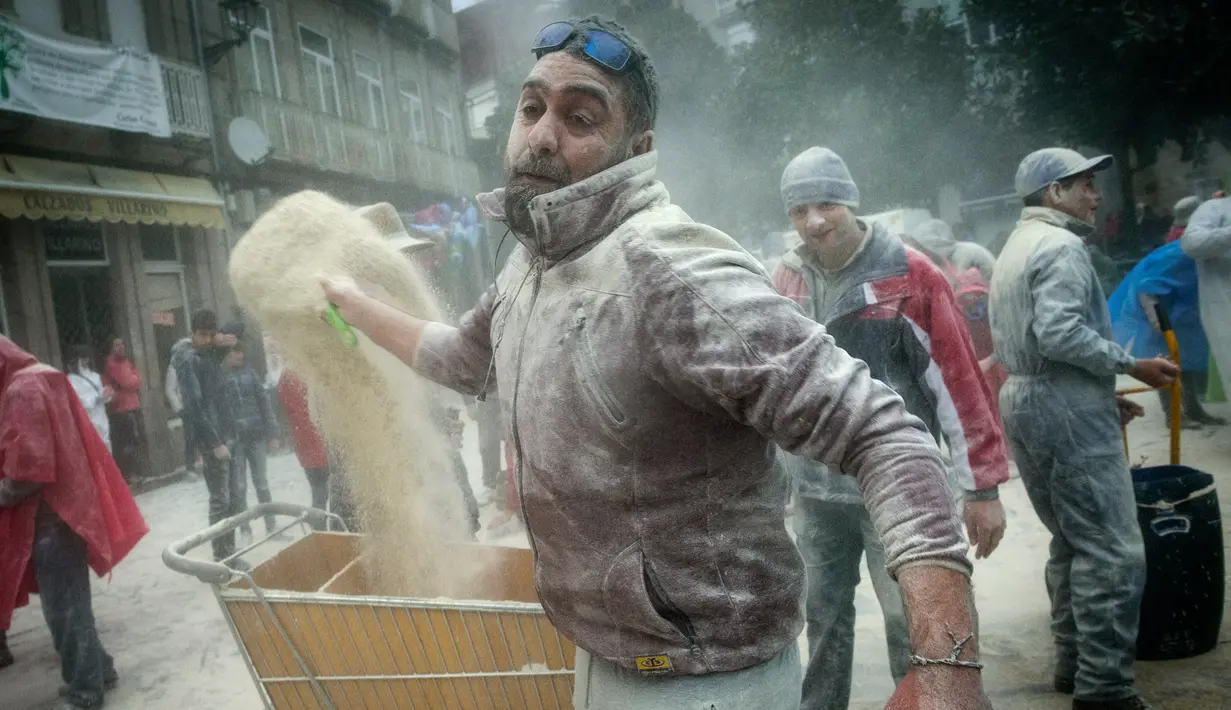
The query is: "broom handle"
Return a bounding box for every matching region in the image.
[1115,304,1182,466]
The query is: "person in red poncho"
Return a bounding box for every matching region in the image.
[0,336,148,709]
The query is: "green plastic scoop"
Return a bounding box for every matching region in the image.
[323,304,359,348]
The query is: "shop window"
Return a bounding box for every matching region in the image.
[47,224,114,362]
[140,226,180,263]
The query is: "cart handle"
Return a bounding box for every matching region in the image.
[162,502,339,584]
[1116,303,1181,466]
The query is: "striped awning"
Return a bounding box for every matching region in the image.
[0,154,225,228]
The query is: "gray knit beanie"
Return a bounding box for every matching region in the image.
[781,147,860,213]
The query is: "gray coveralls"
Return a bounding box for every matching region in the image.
[989,206,1147,702]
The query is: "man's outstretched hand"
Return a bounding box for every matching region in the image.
[963,498,1006,560]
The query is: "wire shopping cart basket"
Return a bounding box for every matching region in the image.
[163,502,576,709]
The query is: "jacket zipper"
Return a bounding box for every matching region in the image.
[509,256,545,567]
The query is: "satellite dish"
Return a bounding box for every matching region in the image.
[227,117,272,166]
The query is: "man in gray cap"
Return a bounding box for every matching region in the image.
[990,148,1179,710]
[774,147,1010,710]
[323,16,991,709]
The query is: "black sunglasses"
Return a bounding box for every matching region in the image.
[531,21,634,73]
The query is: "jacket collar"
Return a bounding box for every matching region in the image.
[789,220,907,285]
[1019,206,1096,238]
[475,152,668,260]
[784,221,909,323]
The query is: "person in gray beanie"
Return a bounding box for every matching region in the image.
[990,147,1179,710]
[322,17,992,708]
[773,146,1009,710]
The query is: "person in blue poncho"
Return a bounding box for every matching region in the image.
[1109,241,1226,427]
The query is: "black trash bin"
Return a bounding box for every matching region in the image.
[1132,464,1224,661]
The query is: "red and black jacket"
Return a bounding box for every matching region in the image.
[773,223,1008,496]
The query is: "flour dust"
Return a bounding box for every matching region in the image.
[228,190,485,598]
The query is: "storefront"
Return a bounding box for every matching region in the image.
[0,153,232,478]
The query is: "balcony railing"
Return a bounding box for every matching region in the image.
[160,57,212,138]
[237,91,477,195]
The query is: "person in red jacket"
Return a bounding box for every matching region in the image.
[775,147,1009,710]
[102,337,145,480]
[0,336,148,709]
[277,370,332,529]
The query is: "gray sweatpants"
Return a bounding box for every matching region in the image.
[1000,375,1146,702]
[572,643,801,710]
[794,498,911,710]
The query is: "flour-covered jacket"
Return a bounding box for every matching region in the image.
[773,224,1009,504]
[990,207,1136,386]
[1180,197,1231,396]
[412,152,967,676]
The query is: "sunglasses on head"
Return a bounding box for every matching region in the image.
[531,21,634,73]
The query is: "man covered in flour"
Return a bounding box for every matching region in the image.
[323,16,990,710]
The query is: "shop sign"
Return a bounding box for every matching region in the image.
[0,188,224,228]
[45,229,106,263]
[0,19,171,137]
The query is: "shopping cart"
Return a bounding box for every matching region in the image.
[163,502,575,709]
[1117,306,1224,660]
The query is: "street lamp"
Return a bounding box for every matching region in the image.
[204,0,263,67]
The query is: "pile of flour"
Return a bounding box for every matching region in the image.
[229,190,479,597]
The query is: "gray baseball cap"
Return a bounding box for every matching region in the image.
[1015,148,1113,198]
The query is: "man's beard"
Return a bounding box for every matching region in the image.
[502,142,633,238]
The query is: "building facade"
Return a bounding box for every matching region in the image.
[0,0,480,478]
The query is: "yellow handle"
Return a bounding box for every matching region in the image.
[1117,323,1181,466]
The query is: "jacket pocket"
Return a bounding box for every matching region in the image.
[642,561,700,646]
[571,310,631,431]
[601,541,692,647]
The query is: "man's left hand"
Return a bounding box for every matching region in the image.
[1116,395,1146,426]
[963,498,1006,560]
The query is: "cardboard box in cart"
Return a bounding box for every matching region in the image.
[166,507,575,710]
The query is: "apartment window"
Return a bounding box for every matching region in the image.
[436,107,457,156]
[354,53,388,131]
[465,80,498,140]
[61,0,110,42]
[246,7,281,97]
[15,0,64,37]
[299,25,340,115]
[107,0,148,50]
[399,79,428,143]
[953,16,997,46]
[726,21,755,50]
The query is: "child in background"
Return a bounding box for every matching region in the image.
[221,344,281,538]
